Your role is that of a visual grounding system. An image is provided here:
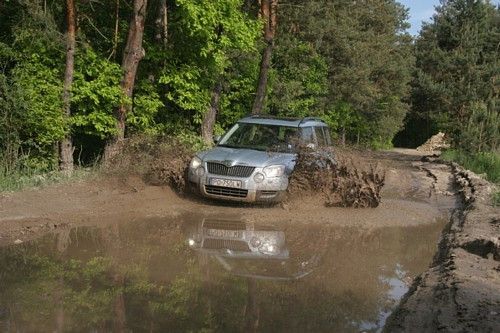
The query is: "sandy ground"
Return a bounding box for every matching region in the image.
[384,159,500,333]
[0,148,498,331]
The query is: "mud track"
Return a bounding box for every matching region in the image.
[384,159,500,333]
[0,149,498,331]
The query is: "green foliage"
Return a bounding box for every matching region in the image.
[410,0,499,153]
[0,1,65,171]
[493,191,500,207]
[217,50,260,129]
[71,48,124,139]
[128,79,165,134]
[441,149,500,184]
[276,0,414,148]
[158,0,260,128]
[269,42,329,117]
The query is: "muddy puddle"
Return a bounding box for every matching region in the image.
[0,212,448,332]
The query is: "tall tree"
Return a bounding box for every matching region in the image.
[59,0,77,175]
[157,0,259,143]
[409,0,499,152]
[273,0,414,147]
[251,0,277,115]
[104,0,148,162]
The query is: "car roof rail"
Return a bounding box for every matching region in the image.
[241,114,327,125]
[299,117,327,125]
[242,113,300,121]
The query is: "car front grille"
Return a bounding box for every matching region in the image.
[207,162,255,177]
[203,219,246,230]
[205,185,248,198]
[203,238,251,252]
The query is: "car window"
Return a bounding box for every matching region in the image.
[300,127,314,145]
[314,126,326,146]
[323,127,333,146]
[219,123,297,152]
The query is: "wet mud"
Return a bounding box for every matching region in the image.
[384,160,500,333]
[287,150,385,208]
[1,148,495,332]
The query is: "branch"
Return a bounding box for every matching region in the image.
[81,13,110,42]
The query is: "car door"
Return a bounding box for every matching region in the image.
[313,126,336,166]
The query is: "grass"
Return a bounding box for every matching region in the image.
[0,166,98,192]
[493,191,500,207]
[440,149,500,207]
[440,149,500,184]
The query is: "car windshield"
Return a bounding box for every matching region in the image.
[218,123,300,153]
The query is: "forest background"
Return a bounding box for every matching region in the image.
[0,0,498,188]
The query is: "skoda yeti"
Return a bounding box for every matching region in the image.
[187,115,335,203]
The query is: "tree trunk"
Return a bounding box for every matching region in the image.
[110,0,120,60]
[104,0,148,163]
[251,41,273,115]
[154,0,168,47]
[59,0,76,175]
[251,0,277,115]
[201,79,223,145]
[161,0,168,49]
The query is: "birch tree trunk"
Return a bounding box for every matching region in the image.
[251,0,277,115]
[59,0,76,175]
[104,0,148,163]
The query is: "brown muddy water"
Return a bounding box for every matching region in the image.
[0,211,450,332]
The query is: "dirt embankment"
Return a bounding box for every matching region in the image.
[384,159,500,332]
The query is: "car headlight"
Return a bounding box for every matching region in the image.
[250,236,262,248]
[263,165,285,178]
[254,172,265,183]
[196,167,205,177]
[190,156,202,169]
[258,239,280,255]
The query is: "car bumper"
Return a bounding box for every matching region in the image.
[187,168,288,203]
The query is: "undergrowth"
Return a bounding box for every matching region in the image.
[0,167,97,192]
[440,149,500,207]
[104,134,204,192]
[493,191,500,207]
[440,149,500,184]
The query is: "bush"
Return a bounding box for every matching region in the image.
[440,149,500,184]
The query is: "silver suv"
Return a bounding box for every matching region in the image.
[187,115,335,202]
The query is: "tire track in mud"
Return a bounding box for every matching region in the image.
[384,159,500,333]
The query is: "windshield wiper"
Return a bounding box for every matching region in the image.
[219,143,267,151]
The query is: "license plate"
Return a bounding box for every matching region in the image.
[210,178,242,188]
[206,229,240,238]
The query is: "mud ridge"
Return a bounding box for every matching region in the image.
[384,160,500,332]
[287,150,385,208]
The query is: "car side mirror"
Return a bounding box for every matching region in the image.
[213,135,221,144]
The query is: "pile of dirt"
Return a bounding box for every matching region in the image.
[416,132,450,151]
[105,135,194,192]
[287,150,385,208]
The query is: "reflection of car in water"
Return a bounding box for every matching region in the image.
[185,217,319,280]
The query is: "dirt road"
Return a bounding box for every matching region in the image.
[0,149,457,242]
[0,149,498,332]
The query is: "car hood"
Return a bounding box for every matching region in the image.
[198,146,295,170]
